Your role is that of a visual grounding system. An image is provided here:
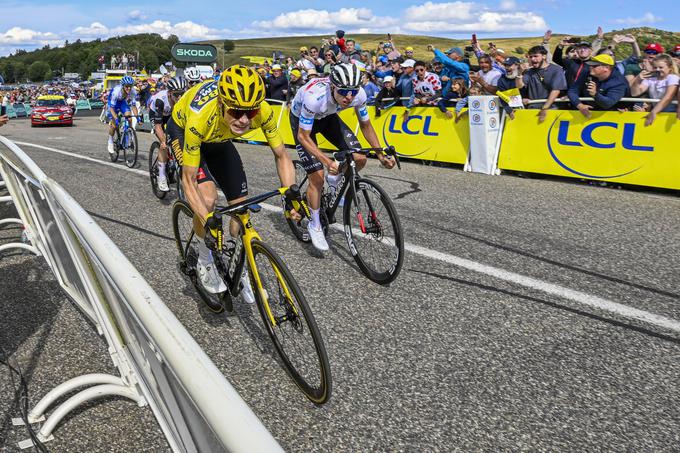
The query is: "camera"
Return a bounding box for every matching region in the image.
[567,37,582,43]
[464,45,474,52]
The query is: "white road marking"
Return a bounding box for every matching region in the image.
[17,140,680,334]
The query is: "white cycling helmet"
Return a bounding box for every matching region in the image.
[184,67,202,83]
[329,63,361,89]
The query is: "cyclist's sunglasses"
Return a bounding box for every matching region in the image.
[227,108,259,119]
[336,88,359,97]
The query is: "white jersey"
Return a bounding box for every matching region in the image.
[149,89,171,116]
[290,77,369,130]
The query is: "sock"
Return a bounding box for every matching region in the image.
[196,239,212,264]
[310,208,321,229]
[107,136,113,144]
[326,173,341,188]
[158,162,166,178]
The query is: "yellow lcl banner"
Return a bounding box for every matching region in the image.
[238,104,470,165]
[498,110,680,190]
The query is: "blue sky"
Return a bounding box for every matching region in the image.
[0,0,676,56]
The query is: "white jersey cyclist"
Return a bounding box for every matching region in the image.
[288,63,395,252]
[291,77,370,128]
[149,89,172,121]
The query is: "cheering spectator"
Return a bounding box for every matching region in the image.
[322,49,338,75]
[569,54,631,118]
[671,45,680,67]
[630,54,679,125]
[375,75,401,115]
[404,46,415,60]
[340,39,362,63]
[496,56,522,118]
[517,46,567,122]
[362,72,380,104]
[266,64,288,101]
[306,68,320,79]
[606,34,642,74]
[286,69,304,103]
[438,78,469,122]
[428,45,470,84]
[407,60,441,108]
[470,54,502,95]
[397,59,416,101]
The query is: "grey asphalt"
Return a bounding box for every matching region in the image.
[1,116,679,452]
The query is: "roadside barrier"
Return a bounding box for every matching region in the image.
[0,135,283,452]
[75,99,92,112]
[243,97,679,190]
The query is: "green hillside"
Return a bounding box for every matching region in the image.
[207,27,679,66]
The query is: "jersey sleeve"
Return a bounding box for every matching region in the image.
[182,116,206,168]
[107,87,119,107]
[258,102,284,148]
[355,89,370,122]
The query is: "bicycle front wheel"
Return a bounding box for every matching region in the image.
[343,178,404,285]
[250,239,331,404]
[123,129,138,168]
[172,200,230,313]
[148,141,167,199]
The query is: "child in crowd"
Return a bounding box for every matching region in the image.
[438,78,469,122]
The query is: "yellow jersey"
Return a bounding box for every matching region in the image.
[171,80,283,167]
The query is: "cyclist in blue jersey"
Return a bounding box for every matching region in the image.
[107,75,139,156]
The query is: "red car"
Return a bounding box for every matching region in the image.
[31,95,73,127]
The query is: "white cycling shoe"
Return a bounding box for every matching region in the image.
[239,268,255,304]
[107,142,115,155]
[197,259,227,294]
[307,222,329,251]
[157,176,169,192]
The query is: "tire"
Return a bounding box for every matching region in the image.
[172,200,231,313]
[284,160,312,243]
[148,141,167,199]
[123,128,138,168]
[250,239,331,404]
[342,178,404,285]
[109,132,120,162]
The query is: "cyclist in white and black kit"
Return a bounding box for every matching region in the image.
[290,63,395,251]
[150,76,187,192]
[183,66,202,87]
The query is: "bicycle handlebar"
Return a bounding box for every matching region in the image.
[215,184,309,219]
[333,146,401,170]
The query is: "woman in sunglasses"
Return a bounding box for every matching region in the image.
[289,63,395,252]
[149,76,187,192]
[167,65,299,295]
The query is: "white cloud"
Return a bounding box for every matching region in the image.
[499,0,517,10]
[612,12,661,26]
[252,8,393,30]
[0,26,60,45]
[127,10,147,22]
[404,2,475,21]
[403,5,547,33]
[72,20,230,41]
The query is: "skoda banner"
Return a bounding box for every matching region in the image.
[171,43,218,63]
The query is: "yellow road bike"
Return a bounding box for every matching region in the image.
[171,185,332,404]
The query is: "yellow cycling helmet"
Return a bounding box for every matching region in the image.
[217,65,265,110]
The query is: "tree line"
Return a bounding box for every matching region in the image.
[0,33,180,83]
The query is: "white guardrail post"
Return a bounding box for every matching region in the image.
[0,136,283,453]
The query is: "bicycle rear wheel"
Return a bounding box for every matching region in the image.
[343,178,404,285]
[284,160,312,243]
[250,239,331,404]
[172,200,231,313]
[148,141,167,199]
[123,128,138,168]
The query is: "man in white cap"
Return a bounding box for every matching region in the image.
[396,59,416,99]
[266,64,288,101]
[374,75,400,115]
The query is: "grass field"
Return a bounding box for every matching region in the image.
[204,27,679,67]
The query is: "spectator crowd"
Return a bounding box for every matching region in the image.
[247,29,680,125]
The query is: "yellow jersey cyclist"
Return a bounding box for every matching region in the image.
[290,63,396,251]
[167,65,299,297]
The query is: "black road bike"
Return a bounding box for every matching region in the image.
[172,185,332,404]
[149,135,183,200]
[285,146,404,285]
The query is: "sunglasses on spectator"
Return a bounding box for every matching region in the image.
[644,50,659,55]
[416,68,426,73]
[336,88,359,97]
[227,108,260,119]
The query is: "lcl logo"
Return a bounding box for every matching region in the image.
[555,121,653,151]
[387,115,439,136]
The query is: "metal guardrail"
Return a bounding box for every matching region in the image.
[0,135,283,452]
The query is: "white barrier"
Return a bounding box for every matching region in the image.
[0,135,283,452]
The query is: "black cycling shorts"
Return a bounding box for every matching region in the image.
[289,111,361,174]
[166,117,248,201]
[150,113,170,128]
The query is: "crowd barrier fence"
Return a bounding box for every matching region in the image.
[0,135,283,452]
[244,97,679,190]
